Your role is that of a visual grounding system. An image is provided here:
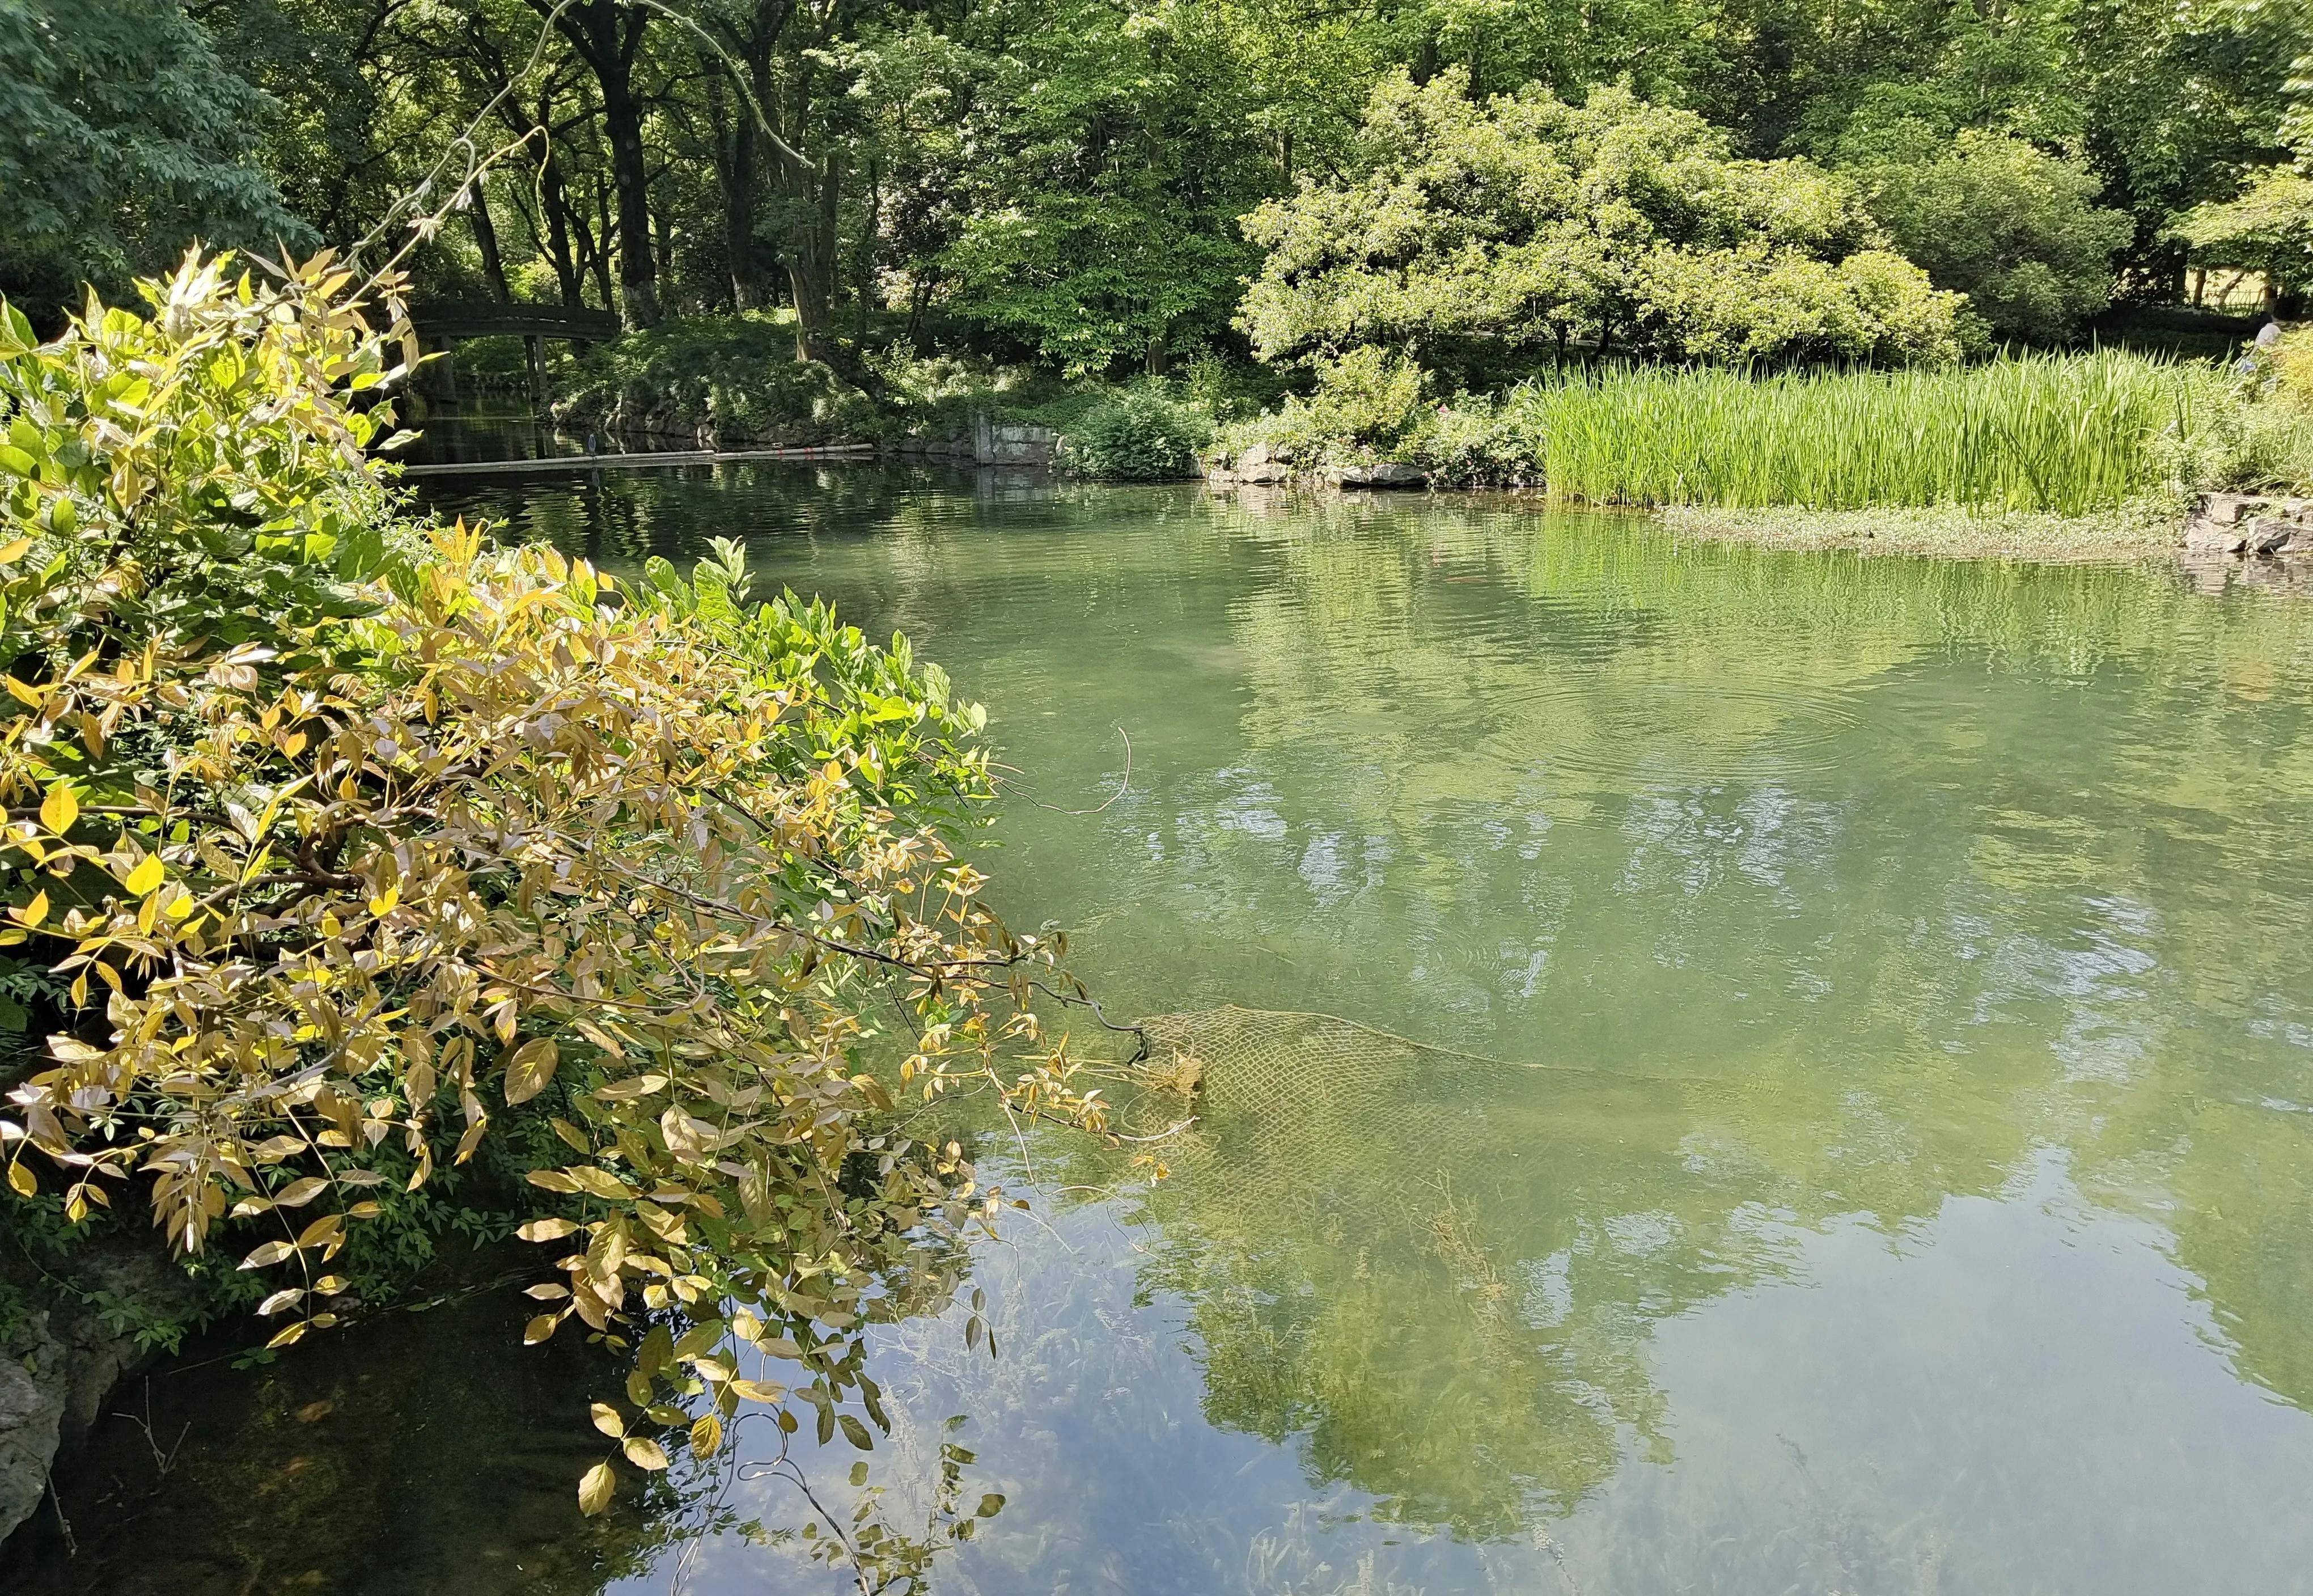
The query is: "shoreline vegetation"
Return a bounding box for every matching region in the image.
[516,329,2311,568]
[0,256,1119,1550]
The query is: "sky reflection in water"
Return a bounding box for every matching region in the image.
[27,454,2313,1595]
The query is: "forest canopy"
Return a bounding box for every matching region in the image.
[0,0,2305,369]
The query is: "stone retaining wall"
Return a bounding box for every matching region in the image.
[2182,493,2313,557]
[882,413,1059,467]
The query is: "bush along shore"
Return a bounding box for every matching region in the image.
[1202,339,2313,560]
[0,253,1124,1547]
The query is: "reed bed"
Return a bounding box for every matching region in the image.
[1497,351,2212,514]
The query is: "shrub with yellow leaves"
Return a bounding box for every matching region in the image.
[0,251,1114,1516]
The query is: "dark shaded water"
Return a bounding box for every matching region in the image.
[21,446,2313,1594]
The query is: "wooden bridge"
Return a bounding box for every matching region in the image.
[406,300,622,344]
[404,300,622,400]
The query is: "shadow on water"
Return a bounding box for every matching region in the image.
[19,450,2313,1594]
[9,1285,680,1595]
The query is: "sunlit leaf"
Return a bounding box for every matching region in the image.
[503,1036,559,1106]
[39,783,76,836]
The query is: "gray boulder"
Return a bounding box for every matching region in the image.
[2246,516,2298,556]
[1329,461,1427,489]
[0,1245,204,1552]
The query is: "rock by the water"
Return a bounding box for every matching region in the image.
[2181,494,2313,558]
[0,1245,204,1553]
[2247,516,2298,555]
[1328,461,1427,489]
[0,1327,63,1550]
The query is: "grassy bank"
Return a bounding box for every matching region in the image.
[1488,353,2203,514]
[1654,503,2185,562]
[1211,345,2313,562]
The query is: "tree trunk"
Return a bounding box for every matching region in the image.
[653,187,675,312]
[587,179,618,311]
[550,0,660,329]
[602,78,660,328]
[467,178,511,302]
[705,66,764,310]
[527,102,588,310]
[785,155,839,363]
[853,155,879,343]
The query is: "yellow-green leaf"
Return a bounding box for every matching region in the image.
[569,1166,633,1201]
[124,854,165,896]
[578,1462,615,1516]
[591,1402,626,1440]
[503,1037,559,1106]
[622,1436,670,1472]
[240,1240,295,1269]
[39,784,77,836]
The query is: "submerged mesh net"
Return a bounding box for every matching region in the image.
[1102,1005,2017,1543]
[1108,1006,1705,1534]
[1138,1004,1513,1120]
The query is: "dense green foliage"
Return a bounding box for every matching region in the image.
[2176,167,2313,310]
[0,0,311,318]
[1843,129,2135,342]
[1055,386,1213,480]
[1239,73,1965,375]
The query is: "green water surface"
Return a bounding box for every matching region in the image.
[24,461,2313,1595]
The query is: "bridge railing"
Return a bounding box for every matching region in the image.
[406,302,623,342]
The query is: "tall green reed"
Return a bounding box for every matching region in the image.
[1503,351,2215,514]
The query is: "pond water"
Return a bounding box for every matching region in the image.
[22,455,2313,1595]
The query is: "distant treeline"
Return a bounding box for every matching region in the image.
[3,0,2306,372]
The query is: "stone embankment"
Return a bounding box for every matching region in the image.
[2181,493,2313,557]
[1202,446,1430,489]
[882,414,1058,467]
